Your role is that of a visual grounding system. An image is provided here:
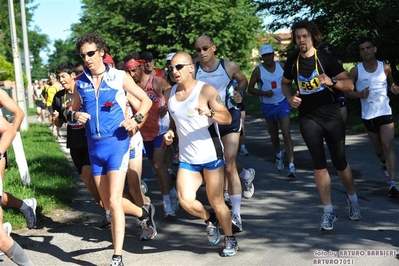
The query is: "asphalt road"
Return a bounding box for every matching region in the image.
[1,115,398,266]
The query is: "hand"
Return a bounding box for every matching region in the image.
[53,110,59,119]
[317,73,333,86]
[288,91,302,108]
[120,117,137,132]
[75,111,91,124]
[359,87,369,99]
[264,90,274,97]
[195,104,212,117]
[391,83,399,94]
[233,90,243,104]
[164,130,174,145]
[158,105,168,117]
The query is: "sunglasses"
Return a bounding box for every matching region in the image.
[79,49,98,59]
[195,45,212,53]
[168,64,191,72]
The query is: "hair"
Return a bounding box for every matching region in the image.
[49,72,57,79]
[318,41,332,51]
[291,20,323,48]
[56,62,76,75]
[358,37,375,47]
[124,51,141,63]
[75,32,107,59]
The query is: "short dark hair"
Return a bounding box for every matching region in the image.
[291,20,322,48]
[124,51,140,63]
[56,62,75,75]
[140,51,153,60]
[75,32,107,59]
[358,37,375,47]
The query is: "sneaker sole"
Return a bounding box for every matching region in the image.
[287,172,297,178]
[232,223,242,233]
[140,203,157,241]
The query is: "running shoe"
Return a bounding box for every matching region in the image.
[239,147,250,156]
[110,256,123,266]
[0,222,12,256]
[242,168,255,199]
[170,194,179,213]
[381,163,389,177]
[21,198,37,229]
[388,183,399,198]
[206,221,220,245]
[99,209,111,229]
[224,191,232,209]
[163,200,176,217]
[319,212,338,231]
[140,203,157,240]
[275,152,284,171]
[287,165,297,178]
[347,199,361,221]
[220,236,238,257]
[232,213,243,233]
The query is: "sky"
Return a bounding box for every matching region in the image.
[28,0,82,55]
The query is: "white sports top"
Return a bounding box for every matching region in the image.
[258,62,285,104]
[356,61,391,119]
[168,81,224,164]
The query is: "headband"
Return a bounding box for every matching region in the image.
[125,59,145,69]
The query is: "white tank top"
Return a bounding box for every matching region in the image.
[195,59,237,110]
[258,62,285,104]
[356,61,391,119]
[168,81,223,164]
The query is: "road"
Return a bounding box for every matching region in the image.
[1,115,398,266]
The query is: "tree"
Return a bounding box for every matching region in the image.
[0,0,50,81]
[66,0,263,70]
[256,0,399,79]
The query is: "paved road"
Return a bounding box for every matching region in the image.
[1,115,398,266]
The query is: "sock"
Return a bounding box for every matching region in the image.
[289,163,294,168]
[229,194,242,215]
[205,212,217,224]
[240,144,245,149]
[162,194,171,202]
[140,206,149,220]
[6,241,33,266]
[20,201,29,211]
[323,204,334,214]
[347,193,358,203]
[169,187,177,198]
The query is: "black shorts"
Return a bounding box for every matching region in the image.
[36,101,46,109]
[218,108,241,137]
[362,115,394,133]
[70,147,91,175]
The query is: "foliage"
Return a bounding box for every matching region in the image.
[0,54,28,86]
[3,123,76,229]
[256,0,399,79]
[0,0,50,81]
[61,0,263,70]
[47,37,81,74]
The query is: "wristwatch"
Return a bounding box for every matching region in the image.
[209,109,216,118]
[134,113,143,124]
[331,77,338,87]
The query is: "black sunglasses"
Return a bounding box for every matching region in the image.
[79,49,98,59]
[168,64,191,72]
[195,45,212,53]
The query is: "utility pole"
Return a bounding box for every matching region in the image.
[21,0,33,109]
[8,0,28,131]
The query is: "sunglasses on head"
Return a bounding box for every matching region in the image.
[168,64,191,72]
[79,49,98,59]
[195,45,212,53]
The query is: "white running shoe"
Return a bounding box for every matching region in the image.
[206,221,220,245]
[163,200,176,217]
[242,168,255,199]
[287,165,297,178]
[275,151,284,171]
[21,198,37,229]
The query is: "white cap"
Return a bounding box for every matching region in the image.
[166,52,176,62]
[259,44,274,55]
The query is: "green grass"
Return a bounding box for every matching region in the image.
[3,123,76,228]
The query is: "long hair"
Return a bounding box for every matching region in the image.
[291,20,323,48]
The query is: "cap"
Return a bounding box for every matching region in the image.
[140,51,153,60]
[259,44,274,55]
[103,53,114,64]
[166,52,176,62]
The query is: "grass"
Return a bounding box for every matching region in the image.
[3,123,76,229]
